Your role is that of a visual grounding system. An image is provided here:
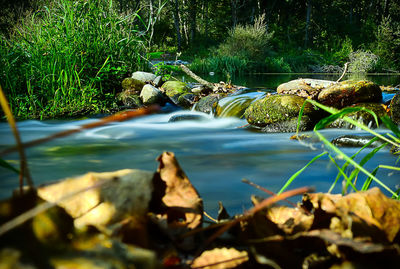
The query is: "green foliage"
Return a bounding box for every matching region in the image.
[375,17,400,71]
[216,14,273,61]
[264,57,292,73]
[348,50,379,73]
[0,0,146,119]
[190,56,247,75]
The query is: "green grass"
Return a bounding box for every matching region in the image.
[0,0,147,119]
[279,100,400,199]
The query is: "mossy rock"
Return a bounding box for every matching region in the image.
[161,81,190,104]
[327,103,388,129]
[259,115,314,133]
[244,94,317,127]
[318,80,382,108]
[140,84,165,105]
[118,91,142,108]
[193,94,221,114]
[390,92,400,125]
[177,93,199,109]
[122,78,145,93]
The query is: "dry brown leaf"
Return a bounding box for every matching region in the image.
[302,188,400,243]
[38,169,154,229]
[266,206,313,234]
[156,152,203,230]
[191,247,248,269]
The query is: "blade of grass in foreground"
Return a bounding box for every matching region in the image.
[277,151,328,195]
[0,85,33,191]
[313,128,398,198]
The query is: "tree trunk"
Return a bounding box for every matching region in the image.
[304,0,312,48]
[189,0,197,43]
[173,0,182,51]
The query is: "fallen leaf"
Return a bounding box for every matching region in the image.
[156,152,203,230]
[191,247,248,269]
[266,206,313,234]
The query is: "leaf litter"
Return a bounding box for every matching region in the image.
[0,152,399,268]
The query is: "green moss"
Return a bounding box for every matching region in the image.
[121,78,145,92]
[245,94,316,127]
[161,81,190,98]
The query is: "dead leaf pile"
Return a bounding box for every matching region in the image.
[1,152,399,269]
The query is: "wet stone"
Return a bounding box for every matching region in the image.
[318,80,382,108]
[390,92,400,125]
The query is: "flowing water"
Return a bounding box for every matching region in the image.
[1,74,399,216]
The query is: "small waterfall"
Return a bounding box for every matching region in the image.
[215,91,267,118]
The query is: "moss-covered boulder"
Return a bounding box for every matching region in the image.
[260,115,315,133]
[193,94,221,114]
[390,92,400,125]
[177,93,199,109]
[118,90,142,108]
[318,80,382,108]
[161,81,190,104]
[277,79,335,99]
[327,103,388,129]
[244,94,317,127]
[122,77,145,94]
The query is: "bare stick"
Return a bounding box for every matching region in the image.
[180,64,214,88]
[336,62,349,83]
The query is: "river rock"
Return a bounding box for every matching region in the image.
[168,114,208,122]
[260,115,315,133]
[161,81,190,104]
[277,79,335,99]
[193,94,221,114]
[140,84,165,105]
[38,169,154,229]
[390,92,400,125]
[118,91,142,108]
[131,71,157,83]
[331,135,384,148]
[153,75,163,87]
[177,93,199,109]
[327,103,388,129]
[318,80,382,108]
[244,94,318,127]
[122,77,145,94]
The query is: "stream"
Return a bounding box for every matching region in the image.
[1,74,399,216]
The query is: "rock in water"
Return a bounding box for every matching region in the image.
[193,94,221,114]
[161,81,190,104]
[244,94,317,127]
[131,71,157,83]
[118,91,142,108]
[327,103,388,129]
[38,169,154,229]
[277,78,335,99]
[140,84,165,105]
[390,92,400,125]
[318,80,382,108]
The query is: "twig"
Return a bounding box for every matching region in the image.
[336,62,349,83]
[180,64,214,88]
[0,105,160,156]
[192,186,313,261]
[242,178,298,208]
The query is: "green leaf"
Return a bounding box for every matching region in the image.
[0,158,19,174]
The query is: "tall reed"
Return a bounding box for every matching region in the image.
[0,0,147,119]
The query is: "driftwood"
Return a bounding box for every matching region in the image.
[180,64,244,94]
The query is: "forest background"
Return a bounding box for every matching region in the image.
[0,0,399,119]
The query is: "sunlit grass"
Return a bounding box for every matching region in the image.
[0,0,147,119]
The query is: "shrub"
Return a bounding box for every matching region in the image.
[216,14,273,61]
[348,50,379,73]
[264,57,292,73]
[0,0,146,119]
[190,56,248,75]
[375,16,400,71]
